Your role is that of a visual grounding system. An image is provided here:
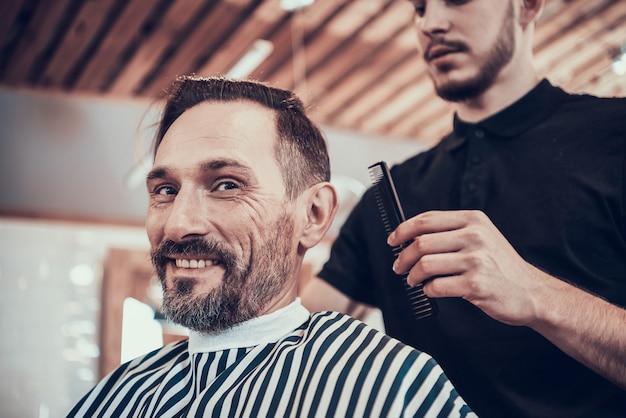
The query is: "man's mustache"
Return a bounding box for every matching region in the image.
[424,38,469,61]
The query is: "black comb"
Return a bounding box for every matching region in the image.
[368,161,438,320]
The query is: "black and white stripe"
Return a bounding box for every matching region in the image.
[68,311,475,417]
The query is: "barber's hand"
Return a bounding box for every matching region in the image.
[388,210,548,327]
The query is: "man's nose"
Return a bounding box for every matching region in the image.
[163,187,211,242]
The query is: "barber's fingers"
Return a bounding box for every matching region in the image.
[393,229,464,275]
[388,210,485,247]
[421,274,465,299]
[405,252,492,300]
[403,252,468,287]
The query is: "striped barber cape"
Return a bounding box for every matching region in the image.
[68,302,475,417]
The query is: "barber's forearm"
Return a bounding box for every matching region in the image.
[300,277,373,319]
[531,277,626,390]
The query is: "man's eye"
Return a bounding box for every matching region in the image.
[411,1,426,17]
[156,186,177,196]
[215,181,239,192]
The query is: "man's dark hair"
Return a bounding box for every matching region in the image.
[154,75,331,199]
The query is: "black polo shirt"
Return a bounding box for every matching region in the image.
[319,80,626,417]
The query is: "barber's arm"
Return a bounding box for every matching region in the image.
[300,277,375,321]
[389,209,626,390]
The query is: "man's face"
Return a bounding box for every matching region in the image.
[146,101,298,333]
[411,0,516,102]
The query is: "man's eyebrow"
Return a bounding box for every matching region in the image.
[146,159,255,182]
[146,167,169,182]
[200,158,254,176]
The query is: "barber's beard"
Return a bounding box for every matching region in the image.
[434,3,515,102]
[151,213,295,333]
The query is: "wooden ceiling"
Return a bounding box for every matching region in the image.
[1,0,625,147]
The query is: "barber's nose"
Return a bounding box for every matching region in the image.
[419,3,451,35]
[163,187,211,242]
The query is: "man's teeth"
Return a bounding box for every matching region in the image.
[175,259,217,269]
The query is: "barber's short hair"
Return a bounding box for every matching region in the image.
[154,75,330,199]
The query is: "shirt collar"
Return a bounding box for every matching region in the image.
[188,299,311,354]
[445,79,568,151]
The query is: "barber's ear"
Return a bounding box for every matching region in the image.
[520,0,544,27]
[299,182,339,250]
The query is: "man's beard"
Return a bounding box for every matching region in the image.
[431,2,515,102]
[151,213,295,333]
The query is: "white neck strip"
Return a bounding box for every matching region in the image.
[188,299,310,354]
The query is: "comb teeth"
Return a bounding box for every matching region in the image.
[369,166,394,235]
[368,161,438,320]
[406,280,434,319]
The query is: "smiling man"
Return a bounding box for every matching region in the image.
[67,76,475,417]
[146,100,301,334]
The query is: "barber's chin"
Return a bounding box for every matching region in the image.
[431,67,469,86]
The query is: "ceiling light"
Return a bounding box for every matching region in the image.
[280,0,314,12]
[69,264,95,286]
[611,54,626,76]
[226,39,273,79]
[610,43,626,76]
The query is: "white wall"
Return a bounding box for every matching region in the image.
[0,88,427,225]
[0,218,149,417]
[0,88,157,224]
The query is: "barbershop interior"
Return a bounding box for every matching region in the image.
[1,0,624,416]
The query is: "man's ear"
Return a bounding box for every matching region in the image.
[299,182,339,250]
